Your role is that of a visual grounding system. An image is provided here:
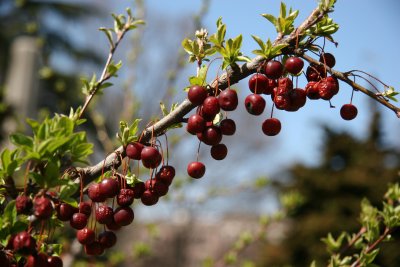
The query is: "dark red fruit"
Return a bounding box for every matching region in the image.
[219,119,236,136]
[264,60,283,79]
[84,241,104,256]
[95,205,114,225]
[187,161,206,179]
[245,94,266,115]
[113,206,134,226]
[131,181,146,199]
[13,231,36,255]
[197,126,222,146]
[340,104,358,120]
[285,56,304,75]
[141,146,162,169]
[98,231,117,249]
[16,195,33,215]
[210,144,228,160]
[25,253,48,267]
[248,73,268,94]
[99,178,119,198]
[188,85,208,106]
[79,201,92,216]
[145,179,169,197]
[47,256,63,267]
[33,196,53,220]
[305,81,320,100]
[319,52,336,68]
[201,96,220,118]
[274,95,291,110]
[262,118,282,136]
[56,203,78,221]
[263,78,277,95]
[117,188,134,207]
[106,219,122,231]
[70,213,88,230]
[77,228,95,245]
[187,114,206,134]
[218,89,238,111]
[125,142,144,160]
[157,165,175,185]
[141,190,159,206]
[88,183,106,203]
[317,76,339,100]
[287,88,307,111]
[0,251,10,267]
[306,64,326,82]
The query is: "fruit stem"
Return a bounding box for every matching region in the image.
[347,70,390,88]
[164,133,169,166]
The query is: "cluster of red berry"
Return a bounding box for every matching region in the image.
[4,142,176,266]
[183,52,358,179]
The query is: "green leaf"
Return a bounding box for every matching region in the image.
[160,102,168,117]
[44,161,60,188]
[251,35,265,51]
[99,27,114,47]
[261,14,277,27]
[59,181,79,200]
[182,38,193,54]
[280,2,287,18]
[4,200,17,225]
[10,133,33,150]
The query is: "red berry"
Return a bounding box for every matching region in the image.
[219,119,236,136]
[187,161,206,179]
[99,178,119,198]
[141,190,159,206]
[210,144,228,160]
[125,142,144,160]
[84,241,104,256]
[95,205,114,225]
[117,188,134,207]
[70,213,88,230]
[262,118,282,136]
[340,104,358,120]
[77,228,95,245]
[16,195,33,215]
[306,64,326,82]
[88,183,106,203]
[132,181,146,199]
[245,94,266,115]
[56,203,78,221]
[25,253,48,267]
[248,73,268,94]
[113,206,134,226]
[318,76,339,100]
[263,78,277,95]
[141,146,162,169]
[202,96,220,118]
[33,196,53,220]
[106,219,122,231]
[47,255,63,267]
[79,201,92,216]
[319,52,336,68]
[188,85,208,106]
[264,60,283,79]
[218,89,238,111]
[145,179,169,197]
[187,114,206,134]
[305,81,320,100]
[197,125,222,146]
[286,88,307,111]
[157,165,175,185]
[13,231,36,255]
[285,56,304,75]
[98,231,117,249]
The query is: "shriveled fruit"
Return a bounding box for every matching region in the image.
[305,81,320,100]
[117,188,135,207]
[33,196,53,220]
[95,205,114,225]
[157,165,175,185]
[16,194,33,215]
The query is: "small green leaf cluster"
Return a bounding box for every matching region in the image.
[320,183,400,267]
[8,109,93,189]
[117,119,141,147]
[261,2,299,36]
[382,86,399,102]
[306,15,339,41]
[182,28,216,64]
[251,36,287,59]
[160,102,182,130]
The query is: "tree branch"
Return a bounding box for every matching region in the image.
[298,52,400,116]
[73,6,333,187]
